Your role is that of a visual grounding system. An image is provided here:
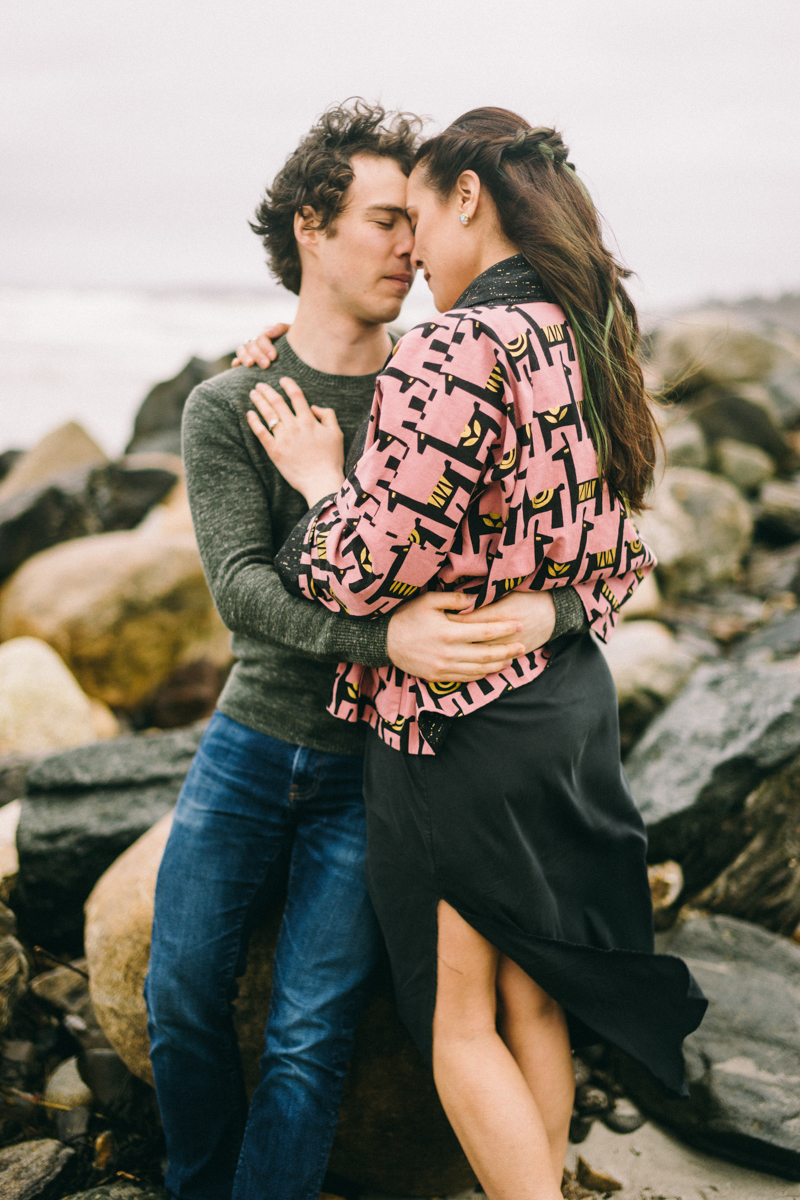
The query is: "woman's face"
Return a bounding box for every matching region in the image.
[406,167,484,313]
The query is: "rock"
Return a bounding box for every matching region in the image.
[45,1055,94,1110]
[0,531,231,711]
[62,1186,166,1200]
[746,542,800,597]
[127,355,233,455]
[616,913,800,1180]
[0,1138,75,1200]
[575,1084,610,1115]
[0,753,31,807]
[84,817,476,1197]
[15,725,205,951]
[648,861,683,911]
[30,959,107,1050]
[0,422,106,505]
[602,1097,645,1134]
[755,478,800,543]
[712,437,775,493]
[0,799,21,900]
[0,921,28,1032]
[661,417,708,468]
[653,312,786,393]
[625,658,800,893]
[689,384,796,474]
[618,568,661,620]
[0,450,23,483]
[0,458,178,583]
[0,638,118,757]
[637,468,753,598]
[576,1156,623,1192]
[734,606,800,661]
[77,1047,133,1113]
[139,659,229,730]
[692,754,800,936]
[572,1056,592,1089]
[135,472,193,537]
[568,1113,594,1146]
[601,620,699,752]
[1,1040,36,1096]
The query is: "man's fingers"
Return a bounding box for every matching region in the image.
[449,641,526,665]
[448,619,522,644]
[427,659,516,683]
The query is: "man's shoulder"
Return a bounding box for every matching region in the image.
[184,363,277,422]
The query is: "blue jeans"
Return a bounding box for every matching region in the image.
[144,712,381,1200]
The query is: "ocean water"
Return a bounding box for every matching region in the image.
[0,284,438,457]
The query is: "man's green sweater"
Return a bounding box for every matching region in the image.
[182,336,391,755]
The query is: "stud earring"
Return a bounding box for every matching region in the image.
[459,213,471,225]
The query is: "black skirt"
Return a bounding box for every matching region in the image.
[363,632,707,1097]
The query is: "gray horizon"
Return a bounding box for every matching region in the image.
[1,0,799,313]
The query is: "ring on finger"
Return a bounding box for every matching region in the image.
[267,417,280,431]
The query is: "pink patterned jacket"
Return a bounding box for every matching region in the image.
[278,285,656,754]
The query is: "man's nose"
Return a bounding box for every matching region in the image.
[394,226,415,259]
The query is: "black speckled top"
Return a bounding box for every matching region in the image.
[453,253,553,309]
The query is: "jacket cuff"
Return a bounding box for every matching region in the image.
[552,586,589,639]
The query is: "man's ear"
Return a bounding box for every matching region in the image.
[294,206,323,253]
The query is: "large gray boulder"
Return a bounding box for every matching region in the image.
[617,914,800,1181]
[0,459,178,583]
[127,355,233,455]
[689,384,795,474]
[636,468,752,598]
[693,754,800,935]
[625,658,800,892]
[0,1138,75,1200]
[14,725,204,951]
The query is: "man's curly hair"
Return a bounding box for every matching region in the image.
[251,99,422,295]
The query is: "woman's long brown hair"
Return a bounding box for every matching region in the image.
[415,107,658,512]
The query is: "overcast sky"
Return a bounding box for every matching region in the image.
[2,0,798,310]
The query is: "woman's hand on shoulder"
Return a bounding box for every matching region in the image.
[247,377,345,506]
[232,322,291,369]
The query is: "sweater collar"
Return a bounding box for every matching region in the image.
[453,253,552,310]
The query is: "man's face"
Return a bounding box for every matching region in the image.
[304,153,414,325]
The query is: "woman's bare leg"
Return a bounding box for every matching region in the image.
[431,900,562,1200]
[496,954,575,1183]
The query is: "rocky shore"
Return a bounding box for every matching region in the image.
[1,302,800,1199]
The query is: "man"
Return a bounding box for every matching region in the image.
[145,100,559,1200]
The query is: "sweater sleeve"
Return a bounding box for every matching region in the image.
[276,323,501,616]
[182,378,391,667]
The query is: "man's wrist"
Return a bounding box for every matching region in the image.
[551,586,589,639]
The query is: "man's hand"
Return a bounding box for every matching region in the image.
[386,592,526,683]
[233,322,291,369]
[453,589,556,654]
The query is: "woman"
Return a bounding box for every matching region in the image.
[246,108,706,1200]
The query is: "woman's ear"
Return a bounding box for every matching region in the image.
[455,170,481,223]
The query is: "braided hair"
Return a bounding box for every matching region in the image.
[414,108,658,512]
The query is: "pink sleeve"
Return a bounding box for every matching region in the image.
[294,319,505,615]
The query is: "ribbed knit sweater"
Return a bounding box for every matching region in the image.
[182,336,392,755]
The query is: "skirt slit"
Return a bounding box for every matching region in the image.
[363,632,707,1097]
